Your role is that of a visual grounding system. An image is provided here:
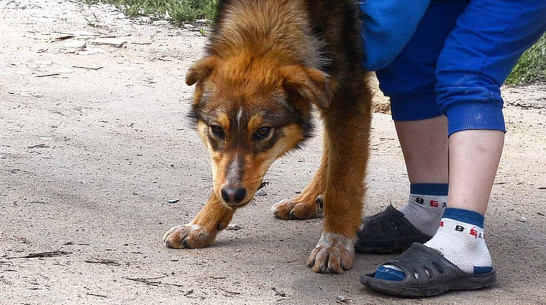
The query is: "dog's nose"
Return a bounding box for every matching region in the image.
[221,187,247,204]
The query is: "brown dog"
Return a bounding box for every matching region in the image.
[163,0,372,274]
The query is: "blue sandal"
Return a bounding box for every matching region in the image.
[359,243,497,297]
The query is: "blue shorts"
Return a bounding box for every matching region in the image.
[373,0,546,135]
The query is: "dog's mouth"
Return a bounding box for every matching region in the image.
[221,195,254,209]
[225,201,250,209]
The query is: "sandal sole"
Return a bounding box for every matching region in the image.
[360,269,496,297]
[359,243,497,297]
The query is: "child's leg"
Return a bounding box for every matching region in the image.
[355,117,449,253]
[356,0,465,253]
[361,0,546,296]
[395,117,448,237]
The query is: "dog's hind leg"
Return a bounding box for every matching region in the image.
[307,89,371,273]
[163,192,234,249]
[271,139,328,220]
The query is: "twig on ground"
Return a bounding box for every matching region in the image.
[122,275,169,287]
[6,250,71,259]
[36,73,61,78]
[86,292,108,298]
[84,258,121,266]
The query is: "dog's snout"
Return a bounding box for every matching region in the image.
[221,187,247,204]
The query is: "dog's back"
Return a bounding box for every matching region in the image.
[209,0,364,93]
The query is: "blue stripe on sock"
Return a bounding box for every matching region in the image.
[410,183,449,196]
[474,266,493,274]
[443,208,485,228]
[374,266,405,281]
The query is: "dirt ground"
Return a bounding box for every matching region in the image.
[1,1,545,304]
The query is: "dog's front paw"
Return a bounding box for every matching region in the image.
[163,224,216,249]
[271,195,323,220]
[306,232,355,274]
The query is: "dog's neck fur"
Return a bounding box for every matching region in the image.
[208,0,325,70]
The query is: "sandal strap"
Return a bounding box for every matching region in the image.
[385,243,464,285]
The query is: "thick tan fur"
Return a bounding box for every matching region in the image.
[163,0,372,274]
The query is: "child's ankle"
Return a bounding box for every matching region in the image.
[399,183,448,236]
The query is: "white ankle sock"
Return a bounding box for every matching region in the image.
[399,183,447,236]
[376,208,493,281]
[424,209,492,273]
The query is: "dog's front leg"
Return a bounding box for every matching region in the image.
[307,95,371,274]
[163,192,234,248]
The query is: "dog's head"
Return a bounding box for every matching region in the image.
[185,55,329,208]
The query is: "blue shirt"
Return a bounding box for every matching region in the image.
[360,0,431,70]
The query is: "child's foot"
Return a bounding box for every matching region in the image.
[355,183,447,253]
[360,208,496,297]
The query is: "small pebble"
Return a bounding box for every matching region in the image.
[168,199,179,204]
[337,295,351,303]
[226,224,242,230]
[517,216,526,222]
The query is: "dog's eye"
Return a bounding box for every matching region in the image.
[255,126,271,139]
[210,125,225,138]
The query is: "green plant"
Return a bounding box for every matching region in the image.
[506,34,546,86]
[83,0,217,23]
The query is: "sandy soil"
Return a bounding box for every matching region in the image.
[1,1,545,304]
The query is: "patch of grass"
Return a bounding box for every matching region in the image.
[506,34,546,86]
[84,0,217,25]
[82,1,544,86]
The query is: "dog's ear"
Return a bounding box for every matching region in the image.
[280,65,330,110]
[186,56,220,86]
